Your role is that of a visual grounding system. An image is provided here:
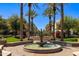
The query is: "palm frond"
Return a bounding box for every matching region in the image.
[25,9,38,19]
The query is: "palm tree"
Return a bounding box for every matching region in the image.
[30,10,37,36]
[52,3,56,40]
[20,3,24,41]
[26,10,37,36]
[43,7,54,36]
[49,3,60,40]
[28,3,32,38]
[27,3,38,39]
[60,3,64,41]
[44,3,59,40]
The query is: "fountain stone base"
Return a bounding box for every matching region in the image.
[24,43,62,53]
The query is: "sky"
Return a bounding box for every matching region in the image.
[0,3,79,30]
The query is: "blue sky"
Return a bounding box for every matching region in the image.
[0,3,79,30]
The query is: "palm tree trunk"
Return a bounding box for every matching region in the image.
[28,3,32,40]
[60,3,64,41]
[15,21,17,37]
[40,29,43,43]
[31,17,34,36]
[67,29,70,38]
[49,15,52,36]
[53,3,56,40]
[39,29,44,47]
[15,30,17,37]
[20,3,23,41]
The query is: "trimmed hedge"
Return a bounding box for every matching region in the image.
[64,38,78,42]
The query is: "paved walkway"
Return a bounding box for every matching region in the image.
[3,45,79,56]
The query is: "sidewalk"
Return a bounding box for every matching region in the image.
[4,45,79,56]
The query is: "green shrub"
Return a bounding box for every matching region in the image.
[64,38,78,42]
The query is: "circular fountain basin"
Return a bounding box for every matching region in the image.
[24,43,62,53]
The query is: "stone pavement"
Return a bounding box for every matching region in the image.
[3,45,79,56]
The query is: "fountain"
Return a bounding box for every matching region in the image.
[24,29,62,53]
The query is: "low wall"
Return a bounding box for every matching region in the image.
[53,41,79,47]
[24,47,62,53]
[0,40,6,45]
[4,40,33,47]
[67,42,79,47]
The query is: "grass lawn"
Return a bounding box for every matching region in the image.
[6,36,20,43]
[64,38,79,42]
[4,36,79,43]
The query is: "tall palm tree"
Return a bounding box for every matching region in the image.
[27,3,39,39]
[30,10,37,36]
[43,7,54,36]
[20,3,23,41]
[44,3,58,40]
[26,10,37,36]
[28,3,32,38]
[60,3,64,41]
[52,3,56,40]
